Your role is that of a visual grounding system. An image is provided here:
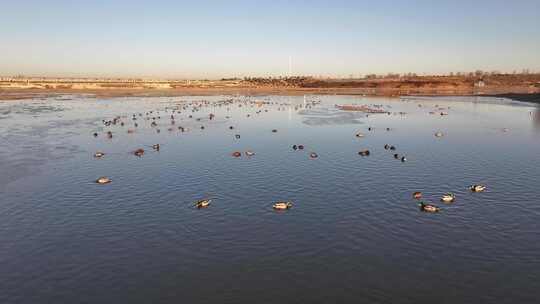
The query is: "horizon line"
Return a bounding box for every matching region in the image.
[1,70,539,81]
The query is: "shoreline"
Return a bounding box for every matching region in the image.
[0,87,404,100]
[2,74,539,101]
[487,93,540,104]
[1,87,539,104]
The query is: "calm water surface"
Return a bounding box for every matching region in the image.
[1,95,539,303]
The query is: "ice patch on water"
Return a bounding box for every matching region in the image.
[299,107,366,126]
[402,95,536,108]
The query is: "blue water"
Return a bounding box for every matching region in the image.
[1,95,539,303]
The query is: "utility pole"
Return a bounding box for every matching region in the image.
[288,56,292,77]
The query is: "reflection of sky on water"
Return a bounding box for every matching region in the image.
[1,94,537,190]
[1,94,540,304]
[533,107,540,131]
[299,108,366,126]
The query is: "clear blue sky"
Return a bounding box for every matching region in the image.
[1,0,539,78]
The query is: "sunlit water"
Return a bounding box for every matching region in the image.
[1,95,539,303]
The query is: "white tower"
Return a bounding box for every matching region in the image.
[288,56,292,77]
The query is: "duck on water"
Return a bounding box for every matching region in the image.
[419,202,440,213]
[96,177,112,184]
[273,202,293,210]
[358,150,370,156]
[196,199,211,208]
[441,193,455,203]
[470,185,486,192]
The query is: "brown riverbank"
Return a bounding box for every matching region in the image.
[1,74,539,101]
[0,87,384,100]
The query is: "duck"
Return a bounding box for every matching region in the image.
[273,202,293,210]
[292,145,298,150]
[95,176,112,184]
[413,192,423,199]
[134,148,145,157]
[232,151,242,157]
[309,152,318,159]
[271,129,278,133]
[93,152,105,158]
[229,126,234,130]
[358,150,370,156]
[393,153,399,159]
[441,193,455,203]
[355,133,365,138]
[107,131,113,139]
[93,132,98,137]
[195,199,211,208]
[384,144,390,150]
[435,131,444,138]
[470,185,486,192]
[401,156,407,162]
[245,150,255,156]
[127,129,135,134]
[298,145,304,150]
[390,146,396,151]
[419,202,440,213]
[235,134,241,139]
[152,144,160,151]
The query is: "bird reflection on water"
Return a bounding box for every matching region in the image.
[533,107,540,132]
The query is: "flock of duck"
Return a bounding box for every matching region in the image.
[414,184,486,213]
[91,97,487,213]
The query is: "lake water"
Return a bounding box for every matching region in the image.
[1,95,539,303]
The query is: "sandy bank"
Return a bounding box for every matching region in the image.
[1,74,539,102]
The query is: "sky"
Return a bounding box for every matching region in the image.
[1,0,539,79]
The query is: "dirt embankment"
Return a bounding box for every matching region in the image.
[277,74,540,96]
[1,74,539,100]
